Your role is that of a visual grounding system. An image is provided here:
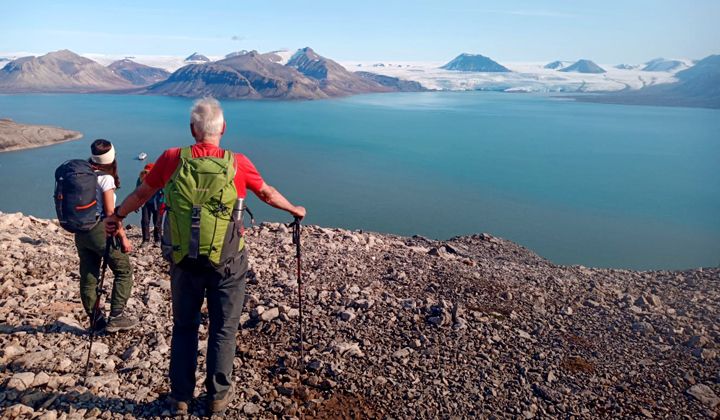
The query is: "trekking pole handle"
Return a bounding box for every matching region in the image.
[291,216,301,258]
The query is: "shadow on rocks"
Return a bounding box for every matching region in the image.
[0,385,163,417]
[0,319,87,336]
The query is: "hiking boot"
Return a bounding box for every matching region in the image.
[167,396,189,416]
[105,313,138,333]
[208,384,234,414]
[88,313,107,333]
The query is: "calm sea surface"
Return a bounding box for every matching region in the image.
[0,92,718,270]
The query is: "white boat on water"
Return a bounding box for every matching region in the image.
[138,152,147,160]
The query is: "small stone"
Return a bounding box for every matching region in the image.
[243,402,261,415]
[8,372,35,391]
[561,307,573,316]
[32,371,50,387]
[277,384,295,396]
[91,342,109,356]
[687,384,720,408]
[338,309,355,322]
[85,407,102,418]
[269,400,284,414]
[37,410,58,420]
[260,307,279,322]
[585,299,601,308]
[687,335,709,348]
[632,321,654,336]
[306,359,322,372]
[546,370,557,383]
[516,329,532,340]
[56,358,72,372]
[374,376,388,386]
[393,347,412,359]
[334,342,364,358]
[5,403,34,417]
[122,346,140,361]
[2,344,26,360]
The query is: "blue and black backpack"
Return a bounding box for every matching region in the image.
[54,160,100,233]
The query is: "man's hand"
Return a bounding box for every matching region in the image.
[105,214,122,235]
[120,235,133,253]
[291,206,306,220]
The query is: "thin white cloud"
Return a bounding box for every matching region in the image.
[505,9,578,18]
[439,8,579,18]
[45,30,228,43]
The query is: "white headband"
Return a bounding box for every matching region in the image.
[91,144,115,165]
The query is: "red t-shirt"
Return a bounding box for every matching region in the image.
[144,143,264,198]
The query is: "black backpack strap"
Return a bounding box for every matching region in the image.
[188,204,202,259]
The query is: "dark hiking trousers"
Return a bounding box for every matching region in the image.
[141,202,161,242]
[169,250,248,401]
[74,222,134,316]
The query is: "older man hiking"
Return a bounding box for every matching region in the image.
[105,97,306,415]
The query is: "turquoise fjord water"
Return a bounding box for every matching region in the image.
[0,92,718,270]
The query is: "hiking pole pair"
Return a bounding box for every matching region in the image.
[83,236,119,382]
[288,216,304,364]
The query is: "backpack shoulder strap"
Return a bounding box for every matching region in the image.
[180,146,193,160]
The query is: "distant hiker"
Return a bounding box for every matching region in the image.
[105,97,306,415]
[136,163,163,245]
[63,139,137,333]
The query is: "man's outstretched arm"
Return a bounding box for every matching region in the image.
[256,182,306,219]
[105,182,161,234]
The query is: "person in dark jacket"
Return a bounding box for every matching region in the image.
[136,163,163,245]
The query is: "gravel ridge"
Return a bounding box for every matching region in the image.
[0,211,718,419]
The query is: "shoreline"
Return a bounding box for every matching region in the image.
[0,118,84,153]
[1,89,718,111]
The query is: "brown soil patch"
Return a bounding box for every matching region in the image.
[561,356,596,373]
[306,393,378,419]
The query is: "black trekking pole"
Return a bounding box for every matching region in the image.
[289,217,304,364]
[83,236,117,383]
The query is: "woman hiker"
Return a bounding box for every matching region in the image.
[137,163,163,246]
[74,139,138,333]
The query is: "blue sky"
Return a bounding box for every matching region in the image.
[1,0,718,63]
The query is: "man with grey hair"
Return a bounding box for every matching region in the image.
[106,97,306,415]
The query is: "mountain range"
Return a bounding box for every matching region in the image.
[0,48,425,99]
[0,48,717,108]
[0,50,133,92]
[578,55,720,108]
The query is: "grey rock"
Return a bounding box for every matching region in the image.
[260,307,280,322]
[687,384,720,408]
[8,372,35,391]
[243,402,261,415]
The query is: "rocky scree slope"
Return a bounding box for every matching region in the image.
[0,212,718,419]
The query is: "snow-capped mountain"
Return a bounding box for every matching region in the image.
[559,59,606,74]
[544,61,571,70]
[339,60,679,93]
[440,53,511,72]
[642,58,691,72]
[614,64,639,70]
[108,59,170,86]
[184,52,210,63]
[261,50,294,65]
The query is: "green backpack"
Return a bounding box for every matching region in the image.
[162,147,244,266]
